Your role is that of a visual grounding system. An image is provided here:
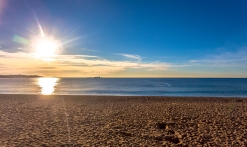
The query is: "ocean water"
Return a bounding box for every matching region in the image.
[0,78,247,97]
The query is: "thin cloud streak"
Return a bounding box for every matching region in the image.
[116,53,142,61]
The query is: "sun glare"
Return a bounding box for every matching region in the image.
[32,36,60,61]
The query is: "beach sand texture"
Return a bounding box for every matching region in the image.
[0,95,247,146]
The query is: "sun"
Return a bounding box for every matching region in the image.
[32,36,60,60]
[35,37,57,56]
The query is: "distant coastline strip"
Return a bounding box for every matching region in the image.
[0,75,42,78]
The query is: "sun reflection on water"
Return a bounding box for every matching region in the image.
[37,78,59,95]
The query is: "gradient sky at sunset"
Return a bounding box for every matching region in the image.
[0,0,247,77]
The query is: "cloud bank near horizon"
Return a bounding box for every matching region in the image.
[0,48,247,77]
[0,50,171,77]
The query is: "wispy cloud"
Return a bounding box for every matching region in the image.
[116,53,142,61]
[57,54,100,59]
[81,48,100,52]
[189,60,198,63]
[188,49,247,68]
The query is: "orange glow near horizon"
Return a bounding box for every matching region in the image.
[37,78,59,95]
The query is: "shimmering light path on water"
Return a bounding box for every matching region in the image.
[37,78,58,95]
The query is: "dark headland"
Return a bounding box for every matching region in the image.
[0,75,42,78]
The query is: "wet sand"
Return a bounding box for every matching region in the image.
[0,95,247,146]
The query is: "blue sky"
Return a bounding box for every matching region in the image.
[0,0,247,77]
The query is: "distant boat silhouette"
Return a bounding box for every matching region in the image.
[93,76,101,78]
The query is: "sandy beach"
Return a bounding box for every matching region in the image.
[0,95,247,146]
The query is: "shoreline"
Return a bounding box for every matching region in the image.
[0,94,247,98]
[0,95,247,146]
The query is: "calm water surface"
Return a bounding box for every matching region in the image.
[0,78,247,97]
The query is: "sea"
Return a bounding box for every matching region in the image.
[0,78,247,97]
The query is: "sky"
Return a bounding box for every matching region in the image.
[0,0,247,77]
